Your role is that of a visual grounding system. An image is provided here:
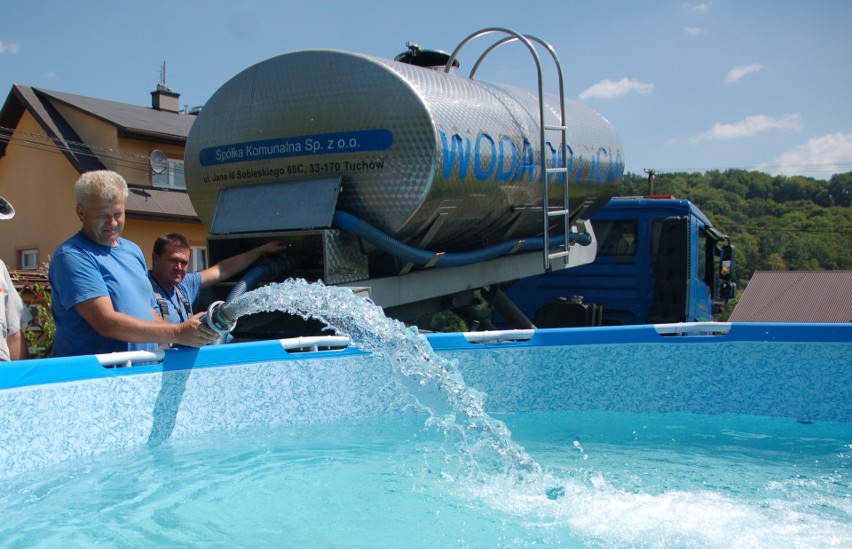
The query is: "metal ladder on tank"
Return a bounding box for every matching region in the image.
[444,27,571,271]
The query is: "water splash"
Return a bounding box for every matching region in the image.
[226,278,541,479]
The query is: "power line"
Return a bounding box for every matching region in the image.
[0,125,181,177]
[3,124,850,180]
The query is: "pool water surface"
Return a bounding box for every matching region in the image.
[2,411,849,548]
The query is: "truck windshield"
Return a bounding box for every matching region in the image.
[699,227,718,297]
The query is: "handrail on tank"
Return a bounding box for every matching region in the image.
[443,28,570,271]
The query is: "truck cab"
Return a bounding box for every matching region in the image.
[500,196,736,327]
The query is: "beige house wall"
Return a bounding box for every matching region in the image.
[0,105,207,271]
[125,219,208,267]
[52,103,118,152]
[0,111,80,270]
[51,104,151,185]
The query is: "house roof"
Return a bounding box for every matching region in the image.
[0,84,199,220]
[0,85,105,173]
[33,87,195,142]
[729,270,852,323]
[1,85,195,171]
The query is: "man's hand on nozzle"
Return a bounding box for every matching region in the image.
[175,312,220,347]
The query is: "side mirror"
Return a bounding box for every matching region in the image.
[719,244,734,281]
[716,244,736,307]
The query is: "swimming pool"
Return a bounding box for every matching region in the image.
[0,289,849,546]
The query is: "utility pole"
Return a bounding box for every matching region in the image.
[644,169,655,195]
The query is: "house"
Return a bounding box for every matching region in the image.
[728,270,852,323]
[0,84,208,274]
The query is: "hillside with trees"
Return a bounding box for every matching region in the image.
[618,169,852,292]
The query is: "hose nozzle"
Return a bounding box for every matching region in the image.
[203,301,238,336]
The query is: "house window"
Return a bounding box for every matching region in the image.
[189,246,207,272]
[152,158,186,190]
[19,249,38,270]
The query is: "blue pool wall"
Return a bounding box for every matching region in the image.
[0,322,849,479]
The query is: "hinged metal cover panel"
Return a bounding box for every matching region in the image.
[210,177,341,234]
[205,227,367,286]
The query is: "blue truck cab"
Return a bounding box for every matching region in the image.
[500,196,736,327]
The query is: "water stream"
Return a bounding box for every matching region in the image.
[225,278,540,479]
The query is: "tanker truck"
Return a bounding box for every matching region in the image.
[494,195,737,328]
[183,28,624,337]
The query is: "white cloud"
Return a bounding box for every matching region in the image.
[690,114,802,142]
[756,132,852,179]
[685,2,711,12]
[685,27,706,35]
[0,40,20,55]
[578,78,654,100]
[44,71,57,79]
[726,63,763,83]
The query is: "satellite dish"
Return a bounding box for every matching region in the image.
[0,195,15,220]
[150,149,169,175]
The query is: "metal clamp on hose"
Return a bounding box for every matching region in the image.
[204,301,238,336]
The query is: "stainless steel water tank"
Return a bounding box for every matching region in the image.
[184,49,624,250]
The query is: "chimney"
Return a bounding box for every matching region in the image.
[151,83,180,113]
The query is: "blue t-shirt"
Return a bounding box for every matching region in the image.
[49,231,159,357]
[151,271,201,324]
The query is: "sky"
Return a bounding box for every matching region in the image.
[2,0,851,180]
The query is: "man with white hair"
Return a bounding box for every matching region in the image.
[49,170,219,357]
[0,195,31,360]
